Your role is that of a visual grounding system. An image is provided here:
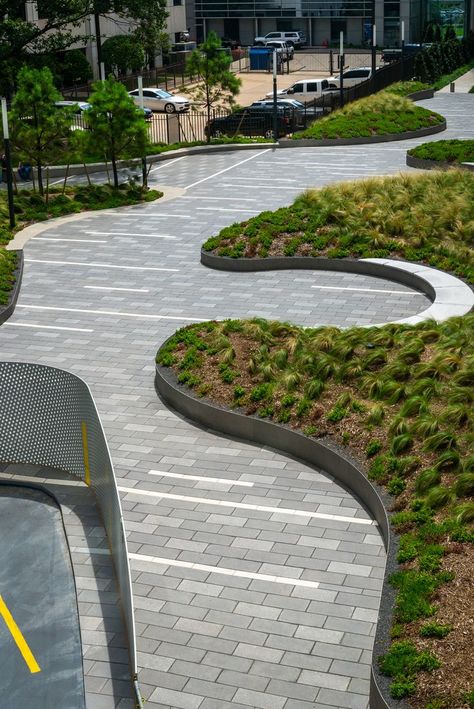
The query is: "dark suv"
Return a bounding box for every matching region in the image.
[205,108,297,138]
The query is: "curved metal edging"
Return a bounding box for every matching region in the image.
[0,251,23,326]
[281,120,446,148]
[406,153,474,172]
[0,361,142,708]
[154,358,398,707]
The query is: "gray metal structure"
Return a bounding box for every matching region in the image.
[0,361,141,708]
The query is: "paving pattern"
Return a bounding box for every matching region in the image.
[0,93,472,709]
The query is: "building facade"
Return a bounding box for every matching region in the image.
[192,0,472,47]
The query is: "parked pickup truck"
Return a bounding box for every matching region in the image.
[266,78,336,103]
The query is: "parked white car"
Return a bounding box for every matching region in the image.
[254,31,306,48]
[128,88,190,113]
[328,67,373,88]
[263,40,295,60]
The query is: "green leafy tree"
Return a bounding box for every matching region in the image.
[9,66,72,195]
[444,25,457,41]
[102,35,145,76]
[434,24,442,43]
[61,49,93,85]
[0,0,168,95]
[86,75,148,188]
[185,31,241,143]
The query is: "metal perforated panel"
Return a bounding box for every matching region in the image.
[0,361,138,678]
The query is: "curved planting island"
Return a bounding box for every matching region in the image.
[289,92,445,146]
[155,169,474,708]
[407,139,474,172]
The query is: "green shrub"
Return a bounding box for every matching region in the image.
[408,139,474,164]
[366,439,382,457]
[420,622,452,638]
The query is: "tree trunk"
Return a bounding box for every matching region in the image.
[111,155,119,189]
[37,161,43,196]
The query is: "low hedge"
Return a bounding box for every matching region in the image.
[385,80,432,97]
[202,170,474,283]
[292,92,444,140]
[408,139,474,164]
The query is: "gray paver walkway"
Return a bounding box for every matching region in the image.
[0,93,472,708]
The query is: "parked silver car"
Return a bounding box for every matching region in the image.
[128,88,190,113]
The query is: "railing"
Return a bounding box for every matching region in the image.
[0,361,141,708]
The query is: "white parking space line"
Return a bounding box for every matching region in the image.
[220,183,302,190]
[17,305,206,322]
[196,207,262,213]
[182,196,258,202]
[148,470,254,487]
[4,322,93,332]
[86,231,176,239]
[25,259,178,272]
[149,156,188,172]
[118,486,375,524]
[311,285,424,295]
[83,286,150,293]
[184,149,271,189]
[129,552,321,589]
[33,238,107,243]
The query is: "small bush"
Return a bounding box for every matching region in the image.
[420,622,452,638]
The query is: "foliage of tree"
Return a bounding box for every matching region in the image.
[61,49,93,85]
[444,25,457,41]
[414,37,473,83]
[9,66,72,195]
[102,34,145,76]
[85,76,148,187]
[0,0,168,95]
[185,31,241,143]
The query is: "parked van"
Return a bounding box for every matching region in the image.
[266,78,335,103]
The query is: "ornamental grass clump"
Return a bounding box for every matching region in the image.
[292,91,444,140]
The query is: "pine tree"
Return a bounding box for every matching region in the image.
[86,76,148,188]
[10,66,71,195]
[185,32,241,143]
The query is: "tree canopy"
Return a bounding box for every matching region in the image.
[0,0,167,93]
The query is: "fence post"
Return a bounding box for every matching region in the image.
[329,50,333,75]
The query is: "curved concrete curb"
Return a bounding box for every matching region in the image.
[407,88,435,101]
[406,153,474,171]
[200,251,474,324]
[36,142,278,179]
[0,251,23,326]
[281,120,446,148]
[154,358,398,709]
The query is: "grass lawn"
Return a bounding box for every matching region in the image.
[161,168,474,706]
[408,139,474,164]
[0,183,162,305]
[202,170,474,283]
[291,92,444,140]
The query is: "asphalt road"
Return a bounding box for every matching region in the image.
[0,485,84,709]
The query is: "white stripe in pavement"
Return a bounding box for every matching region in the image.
[133,213,191,218]
[4,322,93,332]
[182,196,258,202]
[311,285,424,296]
[33,237,107,243]
[17,305,205,322]
[25,259,178,272]
[86,231,176,239]
[149,156,187,172]
[128,552,320,589]
[184,149,271,190]
[83,286,150,293]
[220,183,301,190]
[148,470,254,487]
[196,207,262,213]
[118,486,375,525]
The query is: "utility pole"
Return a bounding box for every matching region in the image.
[138,76,148,187]
[339,32,344,108]
[94,11,103,80]
[1,98,15,229]
[272,49,278,141]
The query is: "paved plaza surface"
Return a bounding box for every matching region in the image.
[0,93,473,709]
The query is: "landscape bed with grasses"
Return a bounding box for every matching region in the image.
[291,92,444,140]
[385,81,433,97]
[408,139,474,165]
[158,169,474,707]
[202,170,474,283]
[0,182,162,305]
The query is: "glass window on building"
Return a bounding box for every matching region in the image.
[330,19,347,40]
